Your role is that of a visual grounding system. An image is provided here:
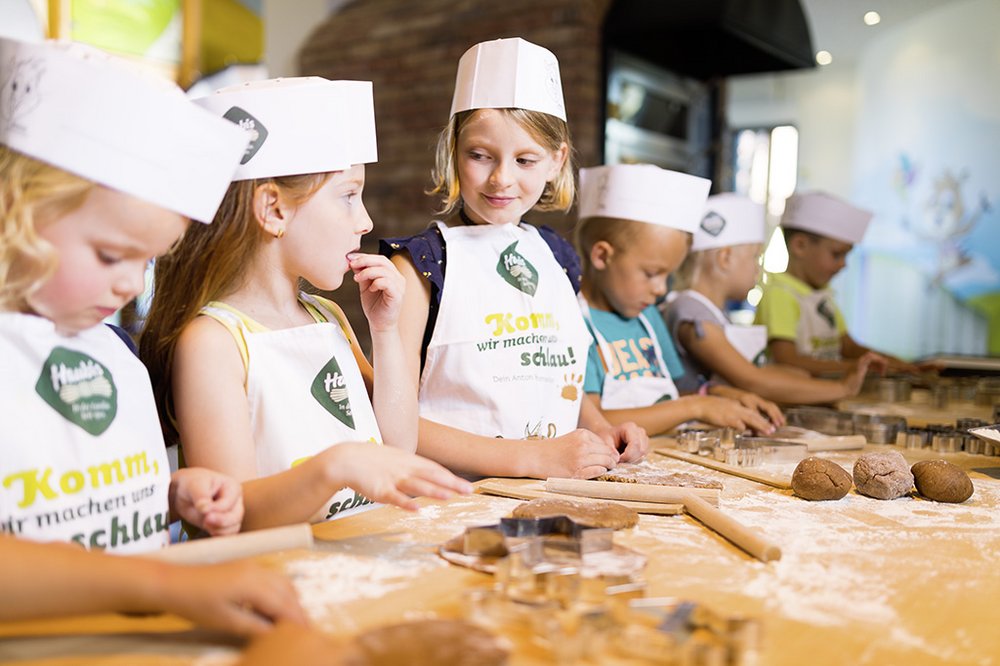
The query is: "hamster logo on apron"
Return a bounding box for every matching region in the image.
[497,242,538,296]
[34,347,117,436]
[310,356,356,429]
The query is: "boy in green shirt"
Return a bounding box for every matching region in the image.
[754,191,918,377]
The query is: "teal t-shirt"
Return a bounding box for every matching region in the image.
[583,304,684,395]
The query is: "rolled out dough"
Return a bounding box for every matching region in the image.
[511,497,639,529]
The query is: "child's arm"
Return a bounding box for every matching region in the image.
[349,253,417,454]
[591,391,775,436]
[0,536,306,634]
[704,384,785,426]
[769,338,884,377]
[678,320,871,404]
[173,316,470,531]
[841,333,919,374]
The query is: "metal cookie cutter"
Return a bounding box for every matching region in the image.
[461,515,614,559]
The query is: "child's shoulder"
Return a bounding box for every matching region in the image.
[379,223,445,259]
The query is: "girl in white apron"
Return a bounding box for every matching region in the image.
[383,38,643,480]
[666,193,872,405]
[0,36,304,632]
[575,167,780,436]
[141,78,471,529]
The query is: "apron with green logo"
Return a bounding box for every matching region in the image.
[418,222,591,440]
[0,314,171,553]
[199,294,382,522]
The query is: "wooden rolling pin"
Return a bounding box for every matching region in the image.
[680,492,781,563]
[141,523,313,565]
[544,478,720,505]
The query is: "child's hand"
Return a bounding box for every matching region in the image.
[349,253,405,332]
[169,468,244,536]
[714,386,785,428]
[858,350,889,376]
[690,396,776,435]
[527,429,621,479]
[842,354,876,396]
[324,443,473,511]
[157,560,306,636]
[594,421,649,463]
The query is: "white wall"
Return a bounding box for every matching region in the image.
[263,0,340,77]
[728,0,1000,358]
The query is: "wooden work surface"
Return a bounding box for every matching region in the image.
[2,441,1000,665]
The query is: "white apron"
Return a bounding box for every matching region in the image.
[580,296,679,409]
[783,286,842,360]
[200,294,383,522]
[418,222,591,440]
[677,289,768,366]
[0,314,171,553]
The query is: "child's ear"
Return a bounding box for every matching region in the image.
[786,233,808,256]
[716,246,733,272]
[590,240,615,270]
[546,142,569,181]
[253,182,288,238]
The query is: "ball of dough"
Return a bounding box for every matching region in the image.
[511,497,639,529]
[791,457,852,501]
[911,460,974,503]
[853,451,914,500]
[346,619,509,666]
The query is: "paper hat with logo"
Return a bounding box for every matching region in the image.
[692,193,766,251]
[194,77,377,181]
[0,37,248,223]
[578,164,711,233]
[450,37,566,121]
[780,191,873,245]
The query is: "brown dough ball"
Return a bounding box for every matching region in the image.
[345,619,508,666]
[853,451,914,500]
[791,457,852,501]
[511,497,639,529]
[912,460,974,503]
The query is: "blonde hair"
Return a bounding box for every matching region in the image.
[0,147,95,312]
[673,247,718,291]
[429,108,575,215]
[574,216,646,274]
[140,173,330,445]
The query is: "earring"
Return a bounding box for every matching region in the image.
[274,227,285,239]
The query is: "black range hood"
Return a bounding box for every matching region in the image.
[604,0,815,80]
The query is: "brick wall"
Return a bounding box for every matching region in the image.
[298,0,613,353]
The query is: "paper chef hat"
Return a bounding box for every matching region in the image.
[692,193,766,251]
[194,77,377,181]
[578,164,711,233]
[781,191,872,245]
[0,37,248,223]
[450,37,566,121]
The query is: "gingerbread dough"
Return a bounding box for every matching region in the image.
[912,460,974,503]
[853,451,913,500]
[511,497,639,529]
[791,457,852,501]
[596,464,723,489]
[345,619,509,666]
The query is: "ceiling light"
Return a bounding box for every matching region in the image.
[816,50,833,66]
[864,11,881,26]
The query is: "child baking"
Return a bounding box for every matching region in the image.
[665,193,874,404]
[140,77,472,529]
[576,165,782,435]
[753,191,919,377]
[382,38,645,479]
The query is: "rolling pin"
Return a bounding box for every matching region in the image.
[543,478,720,505]
[141,523,314,565]
[680,492,781,563]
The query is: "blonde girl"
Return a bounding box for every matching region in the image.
[383,38,645,480]
[0,37,302,633]
[141,78,471,530]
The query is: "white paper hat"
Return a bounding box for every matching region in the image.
[450,38,566,121]
[0,37,248,223]
[692,193,766,251]
[194,77,377,181]
[781,191,872,245]
[578,164,711,233]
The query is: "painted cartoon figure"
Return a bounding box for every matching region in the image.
[0,57,44,132]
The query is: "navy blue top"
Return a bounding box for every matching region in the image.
[380,221,583,367]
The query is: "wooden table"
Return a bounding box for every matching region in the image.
[2,441,1000,665]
